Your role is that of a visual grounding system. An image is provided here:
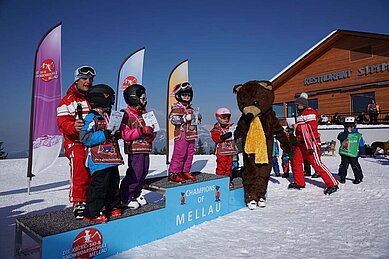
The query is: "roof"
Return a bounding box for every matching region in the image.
[270,30,389,89]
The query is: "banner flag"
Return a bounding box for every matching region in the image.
[116,48,145,110]
[27,23,62,180]
[166,59,189,165]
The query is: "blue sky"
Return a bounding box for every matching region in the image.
[0,0,389,154]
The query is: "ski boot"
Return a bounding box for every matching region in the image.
[275,172,281,177]
[288,182,305,190]
[311,172,320,178]
[110,208,122,217]
[281,172,289,178]
[136,195,148,206]
[352,179,363,184]
[182,172,196,181]
[168,172,186,184]
[339,177,346,184]
[73,201,86,220]
[83,212,108,223]
[324,186,339,195]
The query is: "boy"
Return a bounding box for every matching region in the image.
[80,84,124,223]
[338,117,365,184]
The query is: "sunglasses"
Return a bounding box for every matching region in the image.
[77,66,96,76]
[140,96,147,102]
[181,93,191,97]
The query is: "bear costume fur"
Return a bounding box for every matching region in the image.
[233,80,291,205]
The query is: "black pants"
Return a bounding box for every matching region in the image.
[84,166,121,218]
[338,155,363,180]
[369,112,378,124]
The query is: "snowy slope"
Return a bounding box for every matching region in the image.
[1,155,389,258]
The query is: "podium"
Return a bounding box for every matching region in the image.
[15,173,245,258]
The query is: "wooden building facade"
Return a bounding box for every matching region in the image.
[271,30,389,123]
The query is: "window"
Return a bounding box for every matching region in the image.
[308,99,318,110]
[352,92,375,114]
[286,102,296,118]
[287,99,318,118]
[272,103,284,118]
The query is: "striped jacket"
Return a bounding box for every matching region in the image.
[295,107,320,143]
[57,84,90,145]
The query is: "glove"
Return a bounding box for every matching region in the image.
[113,131,122,140]
[185,114,192,122]
[142,126,154,137]
[220,132,232,141]
[103,130,112,140]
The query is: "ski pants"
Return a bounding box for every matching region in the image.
[291,143,338,187]
[338,155,363,180]
[64,143,91,204]
[120,153,149,203]
[169,133,195,174]
[84,166,120,218]
[216,153,233,176]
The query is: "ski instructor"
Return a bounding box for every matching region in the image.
[57,65,96,220]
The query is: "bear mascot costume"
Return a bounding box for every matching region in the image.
[233,80,291,210]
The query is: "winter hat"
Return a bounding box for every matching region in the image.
[295,92,309,106]
[74,65,96,82]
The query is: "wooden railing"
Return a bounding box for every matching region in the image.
[278,109,389,126]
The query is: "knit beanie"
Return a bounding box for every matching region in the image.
[295,92,309,106]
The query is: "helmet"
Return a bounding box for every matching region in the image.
[74,65,96,82]
[123,84,147,107]
[216,107,231,124]
[173,82,193,103]
[344,116,356,126]
[86,84,115,108]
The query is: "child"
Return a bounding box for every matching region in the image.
[210,107,237,188]
[272,136,281,177]
[119,84,156,209]
[80,84,124,223]
[168,82,200,183]
[281,126,294,178]
[337,116,365,184]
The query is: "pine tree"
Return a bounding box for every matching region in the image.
[0,142,8,159]
[195,138,206,155]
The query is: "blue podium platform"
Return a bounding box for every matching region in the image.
[15,173,245,258]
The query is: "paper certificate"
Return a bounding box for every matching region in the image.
[107,110,124,133]
[142,111,160,132]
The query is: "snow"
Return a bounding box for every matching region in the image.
[1,155,389,258]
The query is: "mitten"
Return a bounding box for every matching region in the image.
[113,131,122,140]
[220,132,232,141]
[103,130,112,140]
[185,114,192,122]
[142,126,154,137]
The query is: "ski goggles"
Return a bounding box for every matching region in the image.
[217,114,231,119]
[174,82,192,94]
[76,66,96,77]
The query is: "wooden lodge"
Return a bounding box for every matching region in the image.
[271,30,389,124]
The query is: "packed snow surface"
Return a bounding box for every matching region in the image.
[1,155,388,258]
